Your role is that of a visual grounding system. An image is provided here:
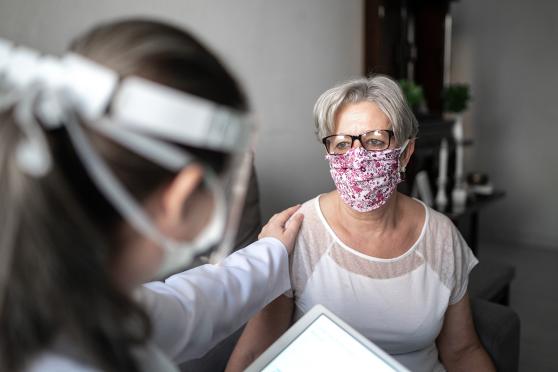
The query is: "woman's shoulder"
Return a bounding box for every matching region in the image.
[399,195,463,255]
[292,194,333,246]
[408,199,477,300]
[412,199,473,263]
[296,194,323,225]
[297,195,320,214]
[409,198,456,235]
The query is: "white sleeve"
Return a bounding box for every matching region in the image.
[135,237,290,364]
[449,226,479,305]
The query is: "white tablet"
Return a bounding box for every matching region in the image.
[244,304,410,372]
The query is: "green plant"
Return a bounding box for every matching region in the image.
[442,84,471,113]
[399,79,424,111]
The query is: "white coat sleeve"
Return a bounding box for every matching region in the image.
[135,237,290,364]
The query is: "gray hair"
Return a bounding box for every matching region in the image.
[313,75,418,146]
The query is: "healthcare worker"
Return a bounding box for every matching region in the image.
[0,19,303,372]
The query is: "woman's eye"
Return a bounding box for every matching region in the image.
[336,142,350,149]
[365,139,384,147]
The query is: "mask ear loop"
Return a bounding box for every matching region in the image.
[398,139,410,181]
[63,108,228,278]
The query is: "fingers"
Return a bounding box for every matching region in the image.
[257,204,304,255]
[284,212,304,237]
[272,204,301,227]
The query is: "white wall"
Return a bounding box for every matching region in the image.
[0,0,363,218]
[450,0,558,250]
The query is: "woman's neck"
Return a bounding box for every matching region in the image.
[334,191,401,237]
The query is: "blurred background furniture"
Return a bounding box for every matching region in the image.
[364,0,458,115]
[469,259,515,306]
[472,298,520,372]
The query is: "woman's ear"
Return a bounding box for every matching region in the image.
[401,139,416,169]
[162,163,204,224]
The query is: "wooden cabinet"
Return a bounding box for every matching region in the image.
[364,0,456,115]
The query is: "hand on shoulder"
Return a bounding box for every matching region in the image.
[259,205,304,255]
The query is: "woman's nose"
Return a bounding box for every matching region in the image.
[352,138,363,149]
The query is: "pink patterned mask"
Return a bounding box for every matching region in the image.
[326,144,406,212]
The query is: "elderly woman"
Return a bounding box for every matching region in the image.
[226,76,495,372]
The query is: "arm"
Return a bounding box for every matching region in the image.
[137,206,303,364]
[225,294,295,372]
[139,238,289,363]
[436,293,496,372]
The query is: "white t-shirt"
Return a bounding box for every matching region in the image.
[287,196,478,372]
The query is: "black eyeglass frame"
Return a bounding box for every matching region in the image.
[321,129,395,155]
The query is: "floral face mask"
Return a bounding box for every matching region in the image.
[326,142,408,212]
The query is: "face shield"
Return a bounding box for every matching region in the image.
[0,39,256,279]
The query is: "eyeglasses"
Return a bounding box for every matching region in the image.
[322,129,395,155]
